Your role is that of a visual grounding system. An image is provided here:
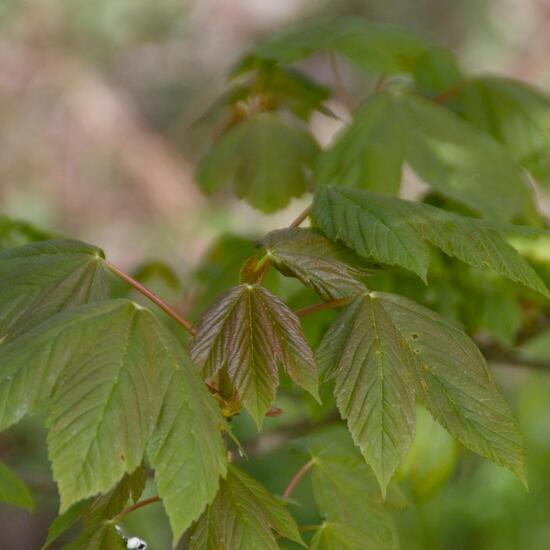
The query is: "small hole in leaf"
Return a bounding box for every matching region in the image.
[410,333,419,340]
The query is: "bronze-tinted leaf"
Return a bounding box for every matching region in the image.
[191,284,319,425]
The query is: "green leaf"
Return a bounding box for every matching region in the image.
[310,523,383,550]
[412,47,463,97]
[246,16,430,75]
[188,465,304,549]
[316,91,536,221]
[46,467,146,549]
[0,300,226,541]
[382,292,525,480]
[468,290,523,347]
[196,113,318,212]
[83,466,146,527]
[0,462,34,511]
[62,524,126,550]
[316,294,416,493]
[190,284,318,426]
[312,186,549,298]
[458,77,550,186]
[258,228,374,300]
[316,93,405,196]
[308,430,399,548]
[43,501,89,549]
[318,292,525,488]
[0,216,53,251]
[397,406,457,499]
[0,240,109,344]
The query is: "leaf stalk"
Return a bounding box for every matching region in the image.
[105,261,196,336]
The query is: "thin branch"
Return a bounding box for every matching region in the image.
[106,261,196,336]
[434,81,467,104]
[289,205,312,229]
[283,460,315,499]
[295,298,351,318]
[329,53,354,113]
[111,496,161,523]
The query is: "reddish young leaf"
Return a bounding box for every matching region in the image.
[191,284,319,426]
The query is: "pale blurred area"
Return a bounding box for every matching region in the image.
[1,0,550,271]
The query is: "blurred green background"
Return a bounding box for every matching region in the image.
[2,0,550,548]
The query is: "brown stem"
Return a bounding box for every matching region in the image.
[329,53,354,112]
[295,298,351,318]
[283,459,315,499]
[111,496,161,523]
[289,205,312,229]
[434,81,467,104]
[106,261,196,336]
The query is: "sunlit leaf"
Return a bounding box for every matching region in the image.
[316,91,536,221]
[188,465,304,549]
[190,284,318,425]
[312,186,549,297]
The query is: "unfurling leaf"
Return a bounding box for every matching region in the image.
[195,113,318,212]
[0,300,226,542]
[316,91,536,221]
[0,462,34,511]
[258,227,375,300]
[188,465,304,550]
[317,292,525,493]
[312,186,549,297]
[191,284,318,426]
[0,240,109,344]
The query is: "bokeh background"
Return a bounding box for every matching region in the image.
[2,0,550,548]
